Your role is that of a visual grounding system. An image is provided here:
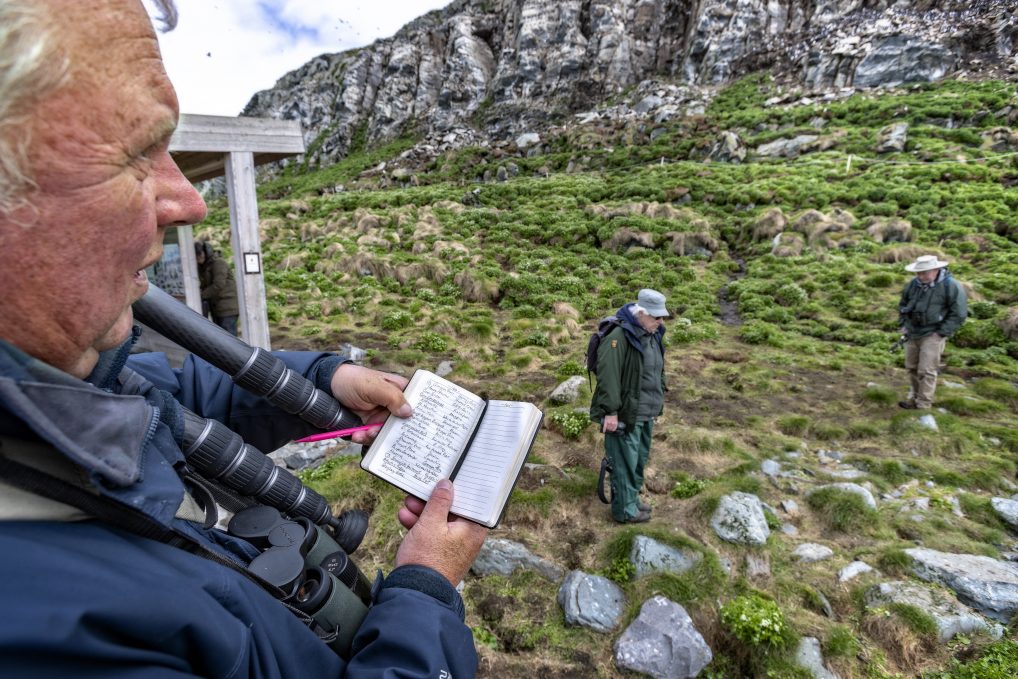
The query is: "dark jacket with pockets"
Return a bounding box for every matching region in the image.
[898,269,968,339]
[0,334,476,678]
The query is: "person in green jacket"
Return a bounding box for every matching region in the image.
[589,289,668,524]
[897,255,967,410]
[195,240,240,336]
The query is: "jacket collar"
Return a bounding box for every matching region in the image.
[0,338,154,488]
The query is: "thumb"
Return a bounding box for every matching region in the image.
[421,479,455,523]
[367,375,412,418]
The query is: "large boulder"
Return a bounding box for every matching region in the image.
[630,536,703,578]
[710,492,770,546]
[875,122,909,153]
[614,596,713,679]
[905,548,1018,623]
[557,570,626,633]
[471,538,563,581]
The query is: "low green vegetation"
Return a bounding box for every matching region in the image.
[207,75,1018,678]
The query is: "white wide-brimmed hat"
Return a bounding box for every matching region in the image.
[636,288,669,317]
[905,255,949,272]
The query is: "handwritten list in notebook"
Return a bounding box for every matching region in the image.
[361,370,543,528]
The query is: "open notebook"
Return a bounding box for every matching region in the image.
[360,369,543,528]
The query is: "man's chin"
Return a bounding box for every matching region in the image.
[94,309,136,353]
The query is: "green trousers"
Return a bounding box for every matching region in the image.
[604,420,653,522]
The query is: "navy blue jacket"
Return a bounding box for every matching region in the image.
[0,336,477,678]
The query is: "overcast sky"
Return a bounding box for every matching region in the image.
[156,0,454,116]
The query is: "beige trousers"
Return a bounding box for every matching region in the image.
[904,333,946,408]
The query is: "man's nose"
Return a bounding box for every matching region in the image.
[155,151,208,227]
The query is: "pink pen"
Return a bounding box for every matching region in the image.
[294,422,383,443]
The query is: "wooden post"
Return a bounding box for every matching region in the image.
[224,151,271,349]
[176,225,202,314]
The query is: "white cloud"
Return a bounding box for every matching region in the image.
[157,0,453,116]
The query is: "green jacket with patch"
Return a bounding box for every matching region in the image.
[589,309,666,429]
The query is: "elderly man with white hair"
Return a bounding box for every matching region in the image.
[897,254,968,410]
[0,1,486,676]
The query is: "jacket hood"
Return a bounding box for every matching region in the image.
[614,303,666,353]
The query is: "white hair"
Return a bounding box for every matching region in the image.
[0,1,67,215]
[630,303,648,316]
[0,0,177,216]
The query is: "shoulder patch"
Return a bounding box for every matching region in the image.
[610,339,617,348]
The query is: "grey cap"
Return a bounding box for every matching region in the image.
[636,288,669,317]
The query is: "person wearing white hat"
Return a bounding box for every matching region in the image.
[589,289,669,523]
[897,255,967,409]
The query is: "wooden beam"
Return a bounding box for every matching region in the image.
[170,114,304,154]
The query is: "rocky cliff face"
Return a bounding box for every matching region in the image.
[242,0,1016,167]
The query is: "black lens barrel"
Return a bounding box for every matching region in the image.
[182,408,332,525]
[133,284,361,431]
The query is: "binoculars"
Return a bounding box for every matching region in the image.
[230,505,372,658]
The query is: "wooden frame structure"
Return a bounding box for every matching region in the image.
[169,113,305,349]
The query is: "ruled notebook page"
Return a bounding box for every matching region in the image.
[451,400,535,524]
[364,371,483,501]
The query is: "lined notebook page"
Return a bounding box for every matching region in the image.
[451,400,535,523]
[369,373,483,500]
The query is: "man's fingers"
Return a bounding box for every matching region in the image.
[420,479,454,524]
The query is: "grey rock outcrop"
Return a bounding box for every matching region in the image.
[906,547,1018,623]
[614,596,713,679]
[471,537,564,581]
[838,560,875,583]
[549,375,587,404]
[876,122,909,153]
[865,580,1004,642]
[242,0,1018,170]
[630,536,703,578]
[794,637,840,679]
[557,570,626,633]
[793,543,835,563]
[991,497,1018,530]
[710,491,770,545]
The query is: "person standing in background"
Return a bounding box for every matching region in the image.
[195,240,240,335]
[897,254,968,410]
[589,288,668,524]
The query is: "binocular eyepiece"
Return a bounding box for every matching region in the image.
[231,506,372,657]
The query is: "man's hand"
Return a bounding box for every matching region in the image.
[330,364,411,443]
[602,414,619,433]
[395,480,488,586]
